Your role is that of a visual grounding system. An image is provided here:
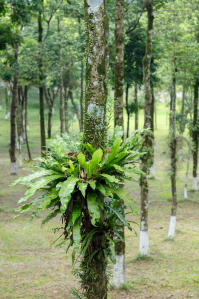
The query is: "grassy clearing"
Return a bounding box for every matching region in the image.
[0,90,199,298]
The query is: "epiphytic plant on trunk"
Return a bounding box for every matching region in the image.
[13,128,144,298]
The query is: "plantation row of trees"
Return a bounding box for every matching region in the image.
[1,0,199,297]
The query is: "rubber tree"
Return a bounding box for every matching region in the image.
[9,45,18,175]
[113,0,125,288]
[58,17,64,136]
[139,0,154,256]
[168,58,177,239]
[83,0,108,296]
[192,78,199,190]
[38,2,46,157]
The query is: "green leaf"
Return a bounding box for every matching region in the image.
[102,138,121,164]
[73,216,81,251]
[87,191,100,225]
[113,228,125,242]
[78,153,88,173]
[78,181,88,198]
[72,248,76,265]
[112,187,138,215]
[38,192,58,213]
[104,232,116,264]
[91,148,103,174]
[18,175,63,204]
[23,211,37,229]
[82,143,96,155]
[100,173,121,185]
[86,180,96,190]
[81,228,98,258]
[58,176,79,209]
[11,169,59,186]
[71,202,81,224]
[109,206,132,231]
[41,209,60,227]
[68,160,75,173]
[96,182,106,196]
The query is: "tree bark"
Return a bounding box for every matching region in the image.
[58,18,64,136]
[38,5,46,156]
[192,78,199,190]
[139,0,154,256]
[78,16,84,132]
[5,84,9,120]
[114,0,124,129]
[24,86,31,160]
[83,1,108,298]
[180,83,186,134]
[134,83,138,130]
[126,83,130,138]
[113,0,125,288]
[149,87,155,177]
[16,87,23,168]
[9,45,18,174]
[64,87,69,133]
[168,59,177,239]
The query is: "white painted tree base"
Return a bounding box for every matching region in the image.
[113,254,126,288]
[184,187,188,199]
[149,163,155,178]
[168,215,176,239]
[5,114,8,120]
[139,231,150,256]
[19,155,22,168]
[52,107,55,115]
[192,177,197,191]
[11,162,17,175]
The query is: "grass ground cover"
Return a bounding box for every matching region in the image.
[0,91,199,298]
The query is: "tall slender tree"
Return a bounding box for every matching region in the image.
[139,0,154,256]
[58,17,64,136]
[113,0,125,287]
[192,78,199,190]
[168,58,177,239]
[82,1,108,297]
[38,2,46,156]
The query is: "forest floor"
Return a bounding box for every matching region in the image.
[0,94,199,299]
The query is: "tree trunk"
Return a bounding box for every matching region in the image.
[134,83,138,130]
[149,87,155,178]
[5,84,9,120]
[168,60,177,239]
[139,1,154,256]
[58,18,64,136]
[47,110,52,139]
[24,86,31,160]
[113,0,125,288]
[114,0,124,129]
[180,83,186,134]
[126,83,130,138]
[192,78,199,190]
[64,87,69,133]
[9,45,18,175]
[38,6,46,156]
[179,83,186,161]
[83,1,108,298]
[184,138,190,200]
[78,16,84,132]
[16,87,23,168]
